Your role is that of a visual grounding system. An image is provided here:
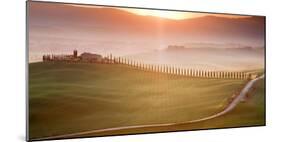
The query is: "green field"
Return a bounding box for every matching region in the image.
[29,62,260,139]
[83,79,265,137]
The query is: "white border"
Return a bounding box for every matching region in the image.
[1,0,281,142]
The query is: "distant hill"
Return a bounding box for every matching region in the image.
[166,44,264,51]
[126,46,264,71]
[29,2,265,45]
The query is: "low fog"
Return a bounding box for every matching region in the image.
[126,46,264,71]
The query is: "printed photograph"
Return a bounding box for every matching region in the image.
[28,1,265,141]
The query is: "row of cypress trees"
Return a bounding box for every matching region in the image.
[103,55,250,80]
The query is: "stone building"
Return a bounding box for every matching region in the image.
[80,52,102,62]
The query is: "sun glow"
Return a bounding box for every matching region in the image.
[122,9,199,20]
[68,4,202,20]
[68,4,249,20]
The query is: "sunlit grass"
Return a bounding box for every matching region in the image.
[29,62,247,139]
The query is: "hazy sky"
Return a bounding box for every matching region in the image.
[28,1,265,63]
[69,4,250,20]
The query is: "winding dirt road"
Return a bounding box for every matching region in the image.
[33,74,264,141]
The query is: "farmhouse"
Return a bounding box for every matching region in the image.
[80,52,102,62]
[43,50,103,63]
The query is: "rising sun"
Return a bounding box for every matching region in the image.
[68,4,246,20]
[68,4,202,20]
[121,8,199,20]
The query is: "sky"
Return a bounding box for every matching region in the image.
[69,4,250,20]
[28,1,265,65]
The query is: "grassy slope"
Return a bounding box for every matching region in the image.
[83,79,265,137]
[29,62,247,139]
